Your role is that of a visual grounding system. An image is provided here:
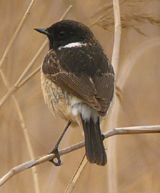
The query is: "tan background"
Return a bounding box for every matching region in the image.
[0,0,160,192]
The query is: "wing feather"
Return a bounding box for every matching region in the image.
[42,49,114,116]
[46,72,101,111]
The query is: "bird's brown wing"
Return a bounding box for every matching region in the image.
[92,71,114,116]
[43,50,114,115]
[46,72,102,111]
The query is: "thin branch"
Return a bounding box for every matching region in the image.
[18,65,41,88]
[91,0,126,28]
[91,1,160,36]
[64,155,87,193]
[107,0,122,193]
[0,0,35,69]
[0,70,40,193]
[104,125,160,137]
[112,0,122,73]
[0,0,37,192]
[116,36,160,89]
[90,2,113,27]
[16,41,48,86]
[0,5,73,110]
[0,40,47,109]
[0,125,160,187]
[59,5,73,21]
[0,4,73,192]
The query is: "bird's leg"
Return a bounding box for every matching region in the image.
[102,134,105,140]
[49,121,71,166]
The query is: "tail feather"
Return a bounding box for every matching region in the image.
[81,117,107,166]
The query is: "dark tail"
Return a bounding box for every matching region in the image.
[81,117,107,166]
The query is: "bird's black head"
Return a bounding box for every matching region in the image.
[35,20,95,50]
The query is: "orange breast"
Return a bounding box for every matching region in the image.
[41,71,79,123]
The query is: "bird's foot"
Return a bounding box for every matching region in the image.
[49,147,62,166]
[102,134,105,140]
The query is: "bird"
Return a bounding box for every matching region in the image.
[34,20,114,166]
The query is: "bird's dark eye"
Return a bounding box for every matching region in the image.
[58,31,66,39]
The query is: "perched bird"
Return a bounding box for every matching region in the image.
[35,20,114,166]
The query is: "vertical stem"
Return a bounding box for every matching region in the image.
[112,0,121,74]
[0,3,73,193]
[107,0,121,193]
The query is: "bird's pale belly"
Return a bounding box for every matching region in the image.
[41,71,81,123]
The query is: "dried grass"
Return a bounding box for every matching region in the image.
[91,0,160,36]
[1,0,160,193]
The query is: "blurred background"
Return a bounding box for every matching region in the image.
[0,0,160,192]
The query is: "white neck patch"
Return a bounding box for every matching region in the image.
[59,42,87,50]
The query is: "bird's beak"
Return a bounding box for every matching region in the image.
[34,28,50,36]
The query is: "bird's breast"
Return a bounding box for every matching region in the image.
[41,71,79,123]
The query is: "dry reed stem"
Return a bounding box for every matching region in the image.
[0,1,38,192]
[90,2,113,27]
[59,5,73,21]
[112,0,121,73]
[117,36,160,89]
[0,0,35,69]
[91,0,126,27]
[99,14,160,36]
[0,125,160,187]
[18,66,41,88]
[0,5,73,109]
[0,40,47,109]
[64,155,87,193]
[63,3,121,191]
[0,69,40,193]
[91,1,160,36]
[2,1,158,192]
[0,4,73,193]
[106,0,122,193]
[101,3,160,193]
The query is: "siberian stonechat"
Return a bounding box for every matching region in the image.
[35,20,114,166]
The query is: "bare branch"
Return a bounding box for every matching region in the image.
[0,4,73,110]
[91,1,160,36]
[59,5,73,21]
[0,68,40,192]
[0,125,160,187]
[0,4,73,192]
[18,66,41,88]
[64,155,87,193]
[0,1,37,192]
[0,0,35,69]
[112,0,122,73]
[107,0,122,193]
[0,40,47,110]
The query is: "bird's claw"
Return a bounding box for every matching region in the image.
[102,134,105,140]
[49,147,62,166]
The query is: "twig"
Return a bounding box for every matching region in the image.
[18,6,74,88]
[116,36,160,89]
[0,40,47,109]
[0,5,73,110]
[0,1,38,192]
[112,0,121,73]
[18,65,41,88]
[59,5,73,21]
[0,0,35,69]
[0,125,160,187]
[90,2,113,27]
[64,155,87,193]
[91,0,126,28]
[0,70,40,193]
[0,4,73,192]
[106,0,122,193]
